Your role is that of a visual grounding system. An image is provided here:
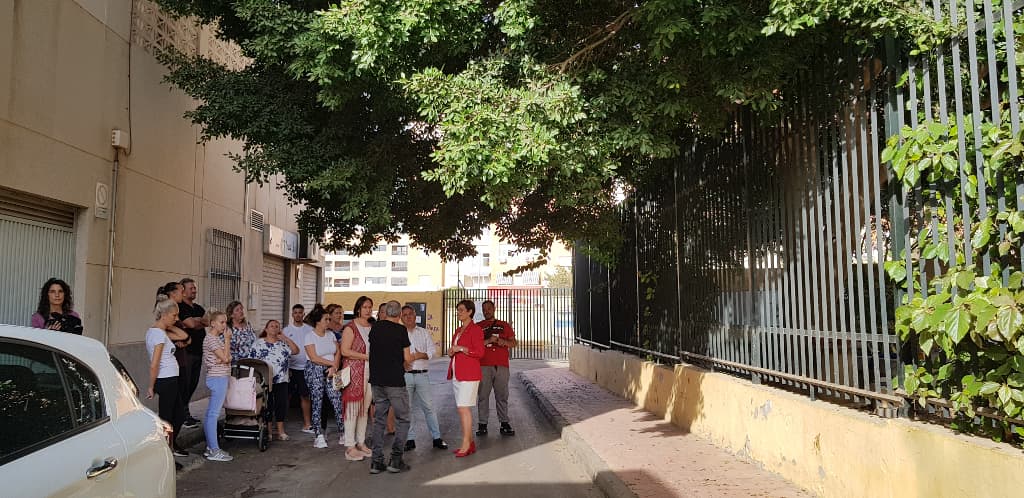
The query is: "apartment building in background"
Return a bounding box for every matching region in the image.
[324,229,573,291]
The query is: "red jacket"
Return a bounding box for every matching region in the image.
[447,322,484,381]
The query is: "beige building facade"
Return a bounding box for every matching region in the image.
[0,0,322,390]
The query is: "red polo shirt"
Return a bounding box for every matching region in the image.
[477,318,514,367]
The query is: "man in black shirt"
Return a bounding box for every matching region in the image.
[368,300,413,474]
[178,278,208,428]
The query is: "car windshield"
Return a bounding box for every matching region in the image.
[109,354,139,398]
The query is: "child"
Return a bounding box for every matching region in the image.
[203,310,234,462]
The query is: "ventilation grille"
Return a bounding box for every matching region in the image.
[249,209,265,232]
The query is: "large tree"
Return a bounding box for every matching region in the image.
[154,0,936,263]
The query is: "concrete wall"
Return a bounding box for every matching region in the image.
[570,345,1023,498]
[0,1,318,406]
[324,291,444,356]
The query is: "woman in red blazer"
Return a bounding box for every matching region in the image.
[448,299,484,457]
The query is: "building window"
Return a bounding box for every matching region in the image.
[391,277,408,286]
[325,261,333,271]
[351,278,359,286]
[374,244,386,253]
[391,261,408,272]
[392,245,408,256]
[337,261,351,271]
[366,260,386,268]
[208,229,242,311]
[336,249,349,256]
[482,252,490,266]
[496,274,513,286]
[351,262,360,271]
[366,276,386,285]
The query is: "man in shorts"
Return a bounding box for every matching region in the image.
[283,304,314,433]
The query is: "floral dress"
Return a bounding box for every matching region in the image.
[247,338,291,384]
[229,322,257,362]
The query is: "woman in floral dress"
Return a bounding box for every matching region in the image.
[248,319,299,440]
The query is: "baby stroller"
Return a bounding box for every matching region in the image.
[221,358,273,451]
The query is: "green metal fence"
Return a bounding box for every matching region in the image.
[575,0,1024,418]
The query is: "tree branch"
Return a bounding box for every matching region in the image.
[551,9,635,74]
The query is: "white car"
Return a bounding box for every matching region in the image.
[0,324,175,497]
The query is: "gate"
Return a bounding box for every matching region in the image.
[443,288,574,360]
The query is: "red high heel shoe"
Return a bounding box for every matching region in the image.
[454,441,476,457]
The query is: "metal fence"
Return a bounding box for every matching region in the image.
[443,288,574,360]
[574,0,1024,416]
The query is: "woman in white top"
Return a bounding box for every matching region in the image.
[303,304,345,449]
[146,294,188,457]
[340,295,374,461]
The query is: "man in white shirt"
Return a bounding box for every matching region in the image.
[284,304,314,433]
[401,305,447,451]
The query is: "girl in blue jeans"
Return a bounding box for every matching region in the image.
[202,310,233,462]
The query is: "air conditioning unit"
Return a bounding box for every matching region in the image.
[297,232,324,263]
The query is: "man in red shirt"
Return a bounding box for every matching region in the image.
[476,299,518,436]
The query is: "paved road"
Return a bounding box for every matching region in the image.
[177,359,602,498]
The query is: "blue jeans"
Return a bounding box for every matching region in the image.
[404,372,440,440]
[204,375,228,451]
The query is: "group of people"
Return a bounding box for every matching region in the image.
[30,276,519,474]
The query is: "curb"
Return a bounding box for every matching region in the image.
[517,372,638,498]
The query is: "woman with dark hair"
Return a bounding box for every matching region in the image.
[303,304,346,449]
[31,278,82,333]
[448,299,485,457]
[248,319,300,441]
[340,295,374,460]
[226,300,256,362]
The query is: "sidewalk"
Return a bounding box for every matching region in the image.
[519,366,812,498]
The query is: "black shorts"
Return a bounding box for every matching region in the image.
[289,368,309,397]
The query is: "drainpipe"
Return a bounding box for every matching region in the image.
[103,149,121,347]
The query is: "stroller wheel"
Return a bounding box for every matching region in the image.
[258,426,270,452]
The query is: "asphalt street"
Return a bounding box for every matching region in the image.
[177,359,602,498]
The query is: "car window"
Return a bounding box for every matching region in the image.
[109,354,140,398]
[0,342,73,463]
[58,354,106,425]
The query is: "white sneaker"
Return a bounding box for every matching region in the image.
[206,449,233,462]
[301,427,315,434]
[313,435,328,449]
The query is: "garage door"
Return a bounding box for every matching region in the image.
[261,255,286,327]
[0,189,76,327]
[300,265,320,309]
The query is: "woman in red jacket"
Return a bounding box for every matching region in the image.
[448,299,484,457]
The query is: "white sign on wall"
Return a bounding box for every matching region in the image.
[264,224,299,259]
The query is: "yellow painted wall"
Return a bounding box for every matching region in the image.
[570,345,1024,498]
[324,291,445,356]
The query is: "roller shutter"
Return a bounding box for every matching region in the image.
[300,265,320,308]
[0,188,76,327]
[260,255,286,326]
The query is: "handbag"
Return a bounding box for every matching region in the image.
[332,366,351,391]
[225,366,258,411]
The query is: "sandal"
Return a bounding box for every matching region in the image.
[277,433,290,441]
[345,448,364,461]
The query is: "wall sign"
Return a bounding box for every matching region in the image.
[264,224,299,259]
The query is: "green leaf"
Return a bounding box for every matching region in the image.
[999,384,1013,404]
[980,381,1001,395]
[945,306,972,344]
[956,270,976,290]
[885,261,907,283]
[972,218,993,248]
